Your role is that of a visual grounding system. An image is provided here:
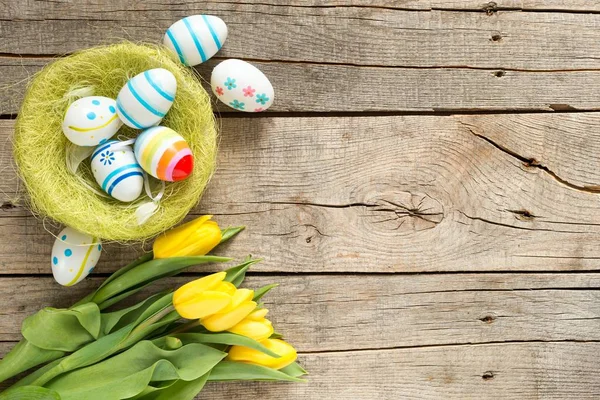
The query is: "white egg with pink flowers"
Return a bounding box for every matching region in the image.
[211,59,274,112]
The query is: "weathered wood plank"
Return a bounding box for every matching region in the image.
[4,1,600,16]
[3,4,600,71]
[205,342,600,399]
[0,341,598,399]
[3,113,600,273]
[1,274,600,350]
[4,57,600,114]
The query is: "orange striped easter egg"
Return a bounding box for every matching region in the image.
[134,126,194,182]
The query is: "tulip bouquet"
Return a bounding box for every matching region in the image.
[0,216,306,400]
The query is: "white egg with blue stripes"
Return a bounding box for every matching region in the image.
[51,227,101,287]
[116,68,177,129]
[91,140,144,202]
[163,15,228,66]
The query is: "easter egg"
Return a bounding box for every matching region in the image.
[62,96,122,146]
[134,126,193,182]
[51,227,101,286]
[91,140,144,202]
[116,68,177,129]
[211,59,274,112]
[163,15,228,66]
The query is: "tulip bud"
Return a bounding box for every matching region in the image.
[153,215,222,259]
[228,308,274,341]
[227,339,298,370]
[173,272,232,319]
[202,289,256,332]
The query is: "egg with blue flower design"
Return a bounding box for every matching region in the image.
[51,227,102,286]
[62,96,123,146]
[91,140,144,202]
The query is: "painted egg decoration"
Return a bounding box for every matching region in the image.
[164,15,228,67]
[211,59,274,112]
[51,227,102,287]
[116,68,177,129]
[91,140,144,202]
[134,126,193,182]
[62,96,122,146]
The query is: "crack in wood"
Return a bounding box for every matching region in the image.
[459,121,600,194]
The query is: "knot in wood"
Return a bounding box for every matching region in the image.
[365,191,444,234]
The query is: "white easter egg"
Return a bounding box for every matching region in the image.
[211,59,274,112]
[164,15,228,66]
[116,68,177,129]
[51,227,102,287]
[91,140,144,202]
[62,96,122,146]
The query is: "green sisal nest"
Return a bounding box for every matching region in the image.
[13,42,218,241]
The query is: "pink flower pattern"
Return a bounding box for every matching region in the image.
[242,86,256,97]
[254,107,265,112]
[215,86,224,96]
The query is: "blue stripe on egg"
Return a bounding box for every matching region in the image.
[116,101,144,129]
[183,17,207,63]
[202,15,222,49]
[108,171,144,196]
[101,163,143,191]
[166,29,187,65]
[127,80,166,118]
[145,71,175,101]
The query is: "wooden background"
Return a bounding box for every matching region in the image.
[2,0,600,398]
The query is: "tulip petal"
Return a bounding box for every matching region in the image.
[214,281,237,296]
[202,301,257,332]
[173,272,227,306]
[247,309,269,321]
[228,289,255,310]
[227,339,298,370]
[174,291,232,319]
[228,318,274,342]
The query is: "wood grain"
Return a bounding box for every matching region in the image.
[4,57,600,114]
[0,274,599,351]
[3,113,600,273]
[3,3,600,70]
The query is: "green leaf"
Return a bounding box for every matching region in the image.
[0,340,64,384]
[101,292,171,335]
[156,332,280,358]
[45,341,224,400]
[21,302,101,352]
[74,253,154,307]
[253,284,278,301]
[270,332,284,339]
[219,226,245,243]
[130,373,209,400]
[0,386,60,400]
[224,257,261,287]
[208,361,305,382]
[280,362,308,378]
[91,256,231,305]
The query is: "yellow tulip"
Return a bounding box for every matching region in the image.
[202,289,256,332]
[153,215,222,259]
[228,309,274,341]
[227,339,297,370]
[173,272,232,319]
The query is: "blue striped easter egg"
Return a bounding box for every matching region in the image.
[116,68,177,129]
[163,15,228,67]
[91,140,144,202]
